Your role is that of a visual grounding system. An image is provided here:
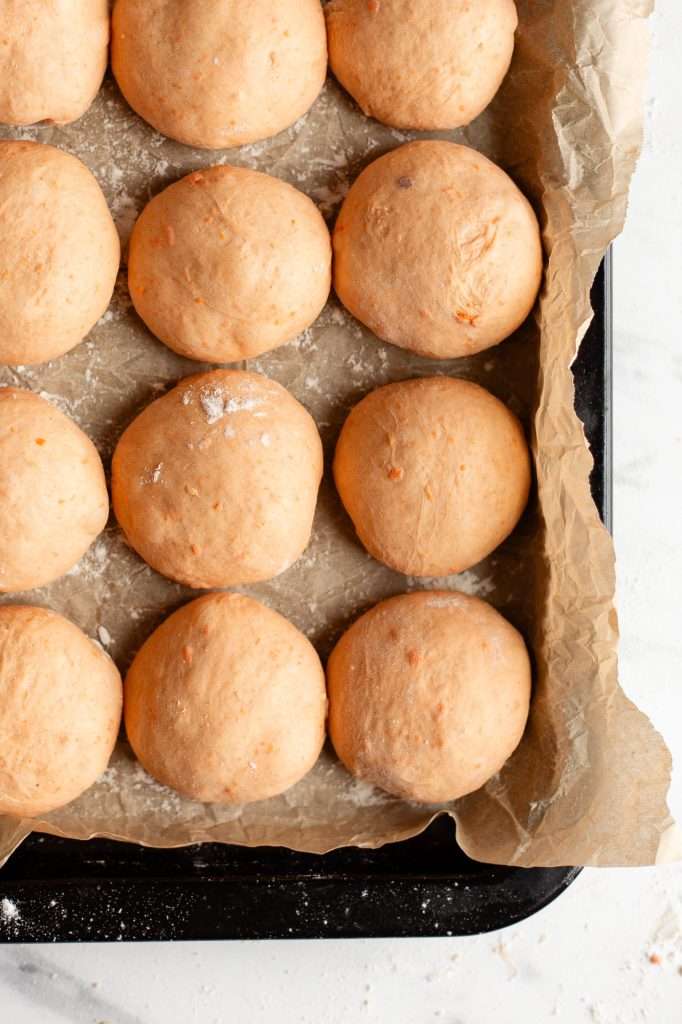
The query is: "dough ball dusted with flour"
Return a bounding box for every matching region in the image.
[334,377,530,576]
[111,0,328,149]
[112,371,323,589]
[125,593,327,805]
[0,389,109,593]
[328,591,531,804]
[0,1,109,126]
[333,141,542,359]
[326,0,518,131]
[128,166,331,364]
[0,141,120,366]
[0,605,122,818]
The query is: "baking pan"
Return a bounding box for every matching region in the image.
[0,253,611,942]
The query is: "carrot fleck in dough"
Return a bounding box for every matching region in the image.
[328,591,530,803]
[127,166,331,365]
[0,389,108,593]
[111,0,327,149]
[0,141,120,366]
[326,0,517,132]
[333,141,542,360]
[0,1,108,127]
[334,376,530,577]
[0,605,121,817]
[111,370,323,589]
[124,594,326,805]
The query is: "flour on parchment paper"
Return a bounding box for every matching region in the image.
[0,0,673,869]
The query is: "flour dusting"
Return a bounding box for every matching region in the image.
[1,898,18,923]
[197,385,263,425]
[97,625,112,647]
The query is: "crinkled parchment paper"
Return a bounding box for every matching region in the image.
[0,0,674,869]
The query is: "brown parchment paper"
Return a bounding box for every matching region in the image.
[0,0,674,869]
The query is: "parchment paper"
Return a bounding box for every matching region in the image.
[0,0,674,869]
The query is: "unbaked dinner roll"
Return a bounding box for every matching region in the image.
[326,0,517,131]
[125,593,327,804]
[333,141,542,359]
[128,166,331,363]
[328,591,531,803]
[0,389,109,594]
[0,605,122,818]
[0,0,109,126]
[0,141,120,366]
[112,370,323,588]
[111,0,328,149]
[333,376,530,576]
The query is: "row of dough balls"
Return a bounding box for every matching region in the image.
[1,1,518,141]
[0,138,542,367]
[0,372,530,594]
[0,590,530,816]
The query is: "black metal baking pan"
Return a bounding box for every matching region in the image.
[0,254,611,943]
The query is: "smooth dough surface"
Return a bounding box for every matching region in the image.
[112,370,323,588]
[334,377,530,576]
[0,141,120,366]
[128,166,331,363]
[328,591,531,803]
[0,389,109,593]
[112,0,328,149]
[333,141,543,359]
[327,0,517,130]
[0,605,122,818]
[0,0,109,126]
[125,593,327,804]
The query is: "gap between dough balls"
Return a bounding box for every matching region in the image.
[128,166,331,364]
[111,370,323,589]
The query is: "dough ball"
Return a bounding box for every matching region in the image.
[128,166,331,363]
[125,593,327,804]
[0,389,109,593]
[334,377,530,576]
[111,0,328,149]
[112,370,323,588]
[0,605,122,817]
[0,141,120,366]
[328,591,531,803]
[333,140,542,359]
[327,0,517,131]
[0,1,109,126]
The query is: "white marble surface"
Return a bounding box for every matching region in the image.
[1,6,681,1022]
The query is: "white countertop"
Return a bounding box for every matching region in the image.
[1,6,681,1022]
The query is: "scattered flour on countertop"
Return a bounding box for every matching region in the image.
[1,898,18,923]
